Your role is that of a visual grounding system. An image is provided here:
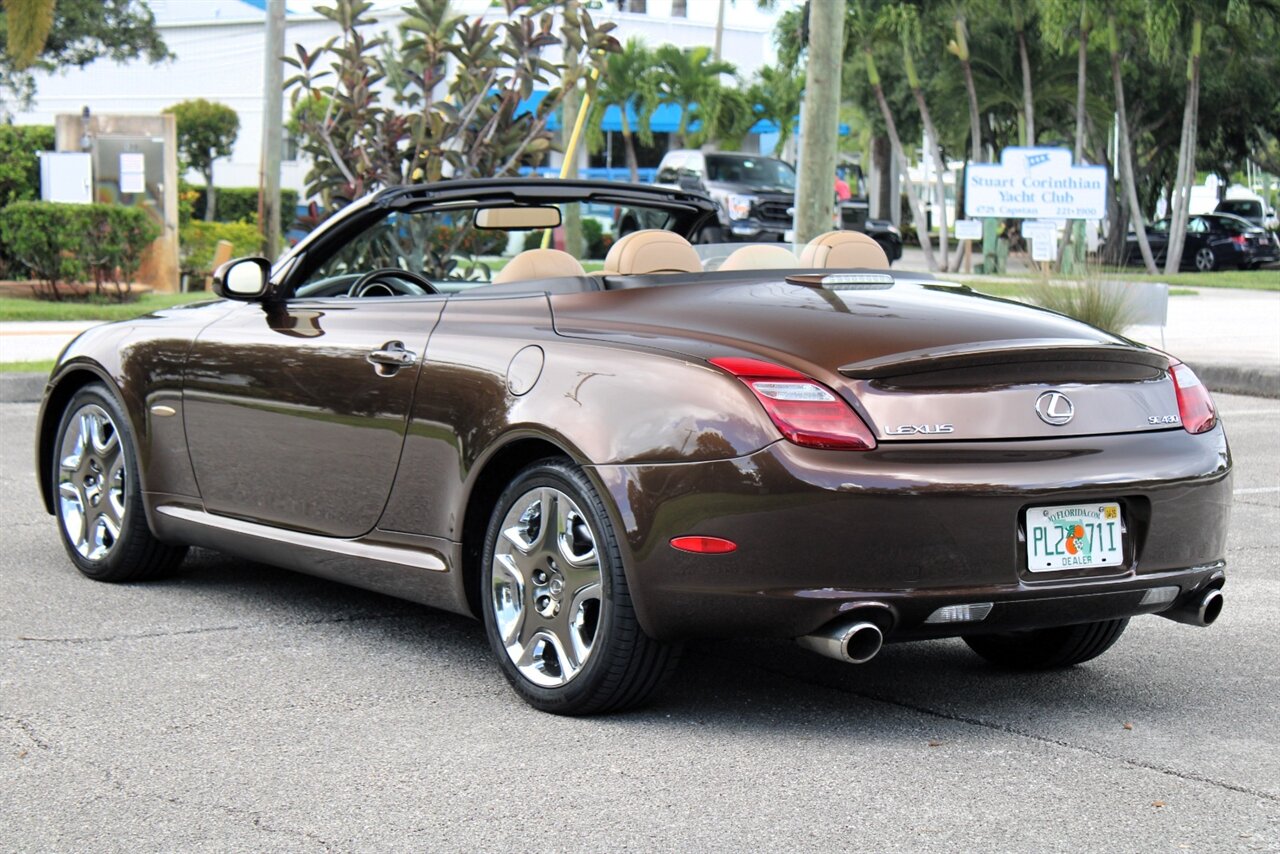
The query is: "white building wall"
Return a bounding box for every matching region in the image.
[13,0,793,199]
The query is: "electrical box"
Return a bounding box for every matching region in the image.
[38,152,93,204]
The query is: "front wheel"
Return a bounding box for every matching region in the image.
[53,383,187,581]
[481,459,679,714]
[963,619,1128,669]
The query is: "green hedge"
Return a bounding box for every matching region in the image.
[0,201,160,301]
[187,185,299,223]
[0,125,55,207]
[180,220,262,277]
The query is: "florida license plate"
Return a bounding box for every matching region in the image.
[1026,502,1124,571]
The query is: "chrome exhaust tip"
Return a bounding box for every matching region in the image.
[1159,588,1224,627]
[798,621,884,664]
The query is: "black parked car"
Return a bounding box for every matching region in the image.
[1126,213,1279,271]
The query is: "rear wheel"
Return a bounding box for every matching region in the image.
[481,459,678,714]
[53,383,187,581]
[963,619,1129,669]
[1194,246,1217,272]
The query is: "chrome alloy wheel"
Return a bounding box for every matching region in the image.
[490,486,603,688]
[57,403,126,561]
[1194,247,1216,272]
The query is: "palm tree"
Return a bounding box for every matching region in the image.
[882,3,949,269]
[653,45,735,148]
[1107,9,1156,273]
[946,11,984,164]
[750,64,804,157]
[588,38,659,183]
[849,1,938,271]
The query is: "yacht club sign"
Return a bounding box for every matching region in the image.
[965,147,1108,220]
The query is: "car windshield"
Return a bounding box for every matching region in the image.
[296,200,678,296]
[705,155,797,190]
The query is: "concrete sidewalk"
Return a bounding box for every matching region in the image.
[2,279,1277,402]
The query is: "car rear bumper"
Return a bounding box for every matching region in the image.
[590,426,1232,642]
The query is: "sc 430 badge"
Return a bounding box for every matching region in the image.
[1148,414,1180,425]
[885,424,955,435]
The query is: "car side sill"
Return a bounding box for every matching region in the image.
[151,503,473,616]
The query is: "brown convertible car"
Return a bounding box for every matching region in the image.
[37,180,1230,714]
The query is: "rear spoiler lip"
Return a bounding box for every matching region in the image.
[838,339,1172,379]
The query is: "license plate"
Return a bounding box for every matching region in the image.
[1026,502,1124,571]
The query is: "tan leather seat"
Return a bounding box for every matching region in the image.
[718,244,801,271]
[799,231,889,269]
[492,248,587,284]
[603,229,702,275]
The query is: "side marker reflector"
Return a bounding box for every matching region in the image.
[670,536,738,555]
[924,602,994,624]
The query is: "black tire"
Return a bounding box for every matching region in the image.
[480,459,679,715]
[1193,246,1217,272]
[963,618,1129,670]
[51,383,187,582]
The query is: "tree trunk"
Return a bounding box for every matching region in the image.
[1074,8,1089,163]
[872,133,892,221]
[1109,17,1156,274]
[953,16,984,163]
[1163,17,1202,276]
[714,0,726,61]
[795,0,845,245]
[204,175,217,222]
[561,0,583,257]
[620,113,640,184]
[910,84,950,271]
[869,58,936,270]
[1017,27,1035,146]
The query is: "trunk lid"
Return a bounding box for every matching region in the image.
[551,277,1181,442]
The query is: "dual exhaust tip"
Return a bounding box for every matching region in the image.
[800,588,1224,665]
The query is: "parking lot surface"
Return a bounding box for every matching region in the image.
[3,395,1278,852]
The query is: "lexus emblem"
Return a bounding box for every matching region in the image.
[1035,391,1075,425]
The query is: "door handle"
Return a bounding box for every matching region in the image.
[367,341,417,375]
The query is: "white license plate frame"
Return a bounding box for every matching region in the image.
[1026,502,1124,572]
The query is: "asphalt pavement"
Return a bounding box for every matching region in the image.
[3,396,1279,851]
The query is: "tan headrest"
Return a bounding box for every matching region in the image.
[603,229,703,275]
[718,244,801,271]
[492,248,587,284]
[799,231,889,269]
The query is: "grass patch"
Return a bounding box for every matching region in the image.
[0,291,216,322]
[1026,276,1139,335]
[0,359,54,374]
[957,266,1277,291]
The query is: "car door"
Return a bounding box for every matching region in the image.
[182,295,445,537]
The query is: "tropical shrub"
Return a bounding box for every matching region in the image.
[179,220,262,279]
[0,201,159,301]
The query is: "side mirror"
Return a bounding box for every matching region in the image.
[213,257,271,300]
[678,171,703,192]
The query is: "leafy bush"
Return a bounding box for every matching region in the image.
[180,220,262,278]
[0,125,55,206]
[187,186,299,224]
[0,201,159,301]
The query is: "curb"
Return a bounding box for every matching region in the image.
[1190,363,1280,400]
[1,373,47,404]
[3,363,1277,404]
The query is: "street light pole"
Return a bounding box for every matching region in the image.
[260,0,286,259]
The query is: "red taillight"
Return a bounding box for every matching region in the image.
[710,357,876,451]
[1231,234,1248,247]
[1169,361,1217,434]
[670,535,737,554]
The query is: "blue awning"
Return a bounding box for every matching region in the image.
[516,92,847,136]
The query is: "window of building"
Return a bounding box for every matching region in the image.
[671,0,687,15]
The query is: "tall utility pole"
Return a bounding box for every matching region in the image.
[795,0,845,244]
[260,0,285,260]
